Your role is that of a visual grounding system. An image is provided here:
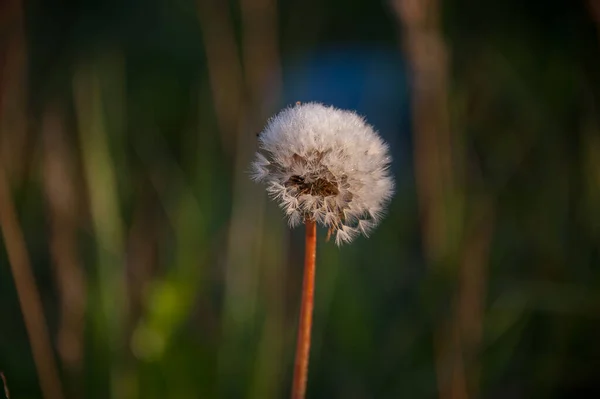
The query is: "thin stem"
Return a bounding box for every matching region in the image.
[291,220,317,399]
[0,166,64,399]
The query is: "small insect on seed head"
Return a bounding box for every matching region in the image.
[251,102,394,245]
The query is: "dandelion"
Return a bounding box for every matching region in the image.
[251,102,394,398]
[252,102,394,244]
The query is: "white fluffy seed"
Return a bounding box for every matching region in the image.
[251,102,394,245]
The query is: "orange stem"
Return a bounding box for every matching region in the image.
[291,219,317,399]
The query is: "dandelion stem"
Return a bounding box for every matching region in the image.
[291,219,317,399]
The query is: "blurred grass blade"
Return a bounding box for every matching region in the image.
[73,60,128,398]
[0,166,65,399]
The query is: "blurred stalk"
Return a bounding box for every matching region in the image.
[0,166,65,399]
[194,3,268,377]
[0,1,64,397]
[248,215,287,399]
[392,0,456,263]
[0,0,28,182]
[392,1,493,398]
[1,371,8,399]
[238,1,286,398]
[41,102,87,397]
[197,0,285,396]
[392,0,465,396]
[455,198,494,397]
[217,108,268,396]
[197,0,245,156]
[73,61,128,398]
[240,0,282,115]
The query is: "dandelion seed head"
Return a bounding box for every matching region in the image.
[251,102,395,245]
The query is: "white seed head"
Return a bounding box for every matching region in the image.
[251,102,394,245]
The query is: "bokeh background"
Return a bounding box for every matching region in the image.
[1,0,600,398]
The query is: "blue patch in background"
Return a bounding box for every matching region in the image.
[281,45,412,176]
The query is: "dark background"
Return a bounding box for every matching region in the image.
[1,0,600,398]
